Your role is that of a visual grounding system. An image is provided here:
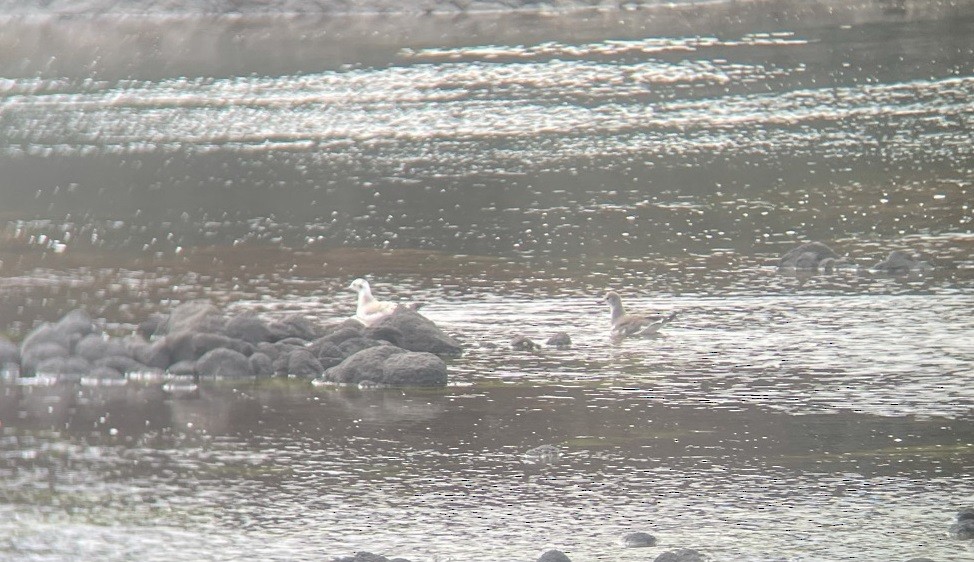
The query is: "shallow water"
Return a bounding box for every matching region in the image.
[2,5,974,561]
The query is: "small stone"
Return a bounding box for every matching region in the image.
[623,531,657,548]
[654,549,707,562]
[537,550,571,562]
[545,332,572,348]
[511,334,540,351]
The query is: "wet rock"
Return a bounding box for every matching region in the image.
[225,311,272,344]
[308,337,344,363]
[137,313,166,339]
[654,548,707,562]
[364,325,404,347]
[155,301,226,337]
[872,250,932,273]
[88,365,123,379]
[249,352,273,377]
[948,519,974,540]
[75,334,130,362]
[167,360,197,376]
[283,348,324,378]
[320,346,406,385]
[276,337,309,347]
[0,337,19,367]
[333,552,405,562]
[546,332,572,348]
[267,313,318,342]
[381,351,448,387]
[623,532,657,548]
[318,324,365,346]
[131,338,173,370]
[20,310,95,366]
[195,348,254,378]
[338,337,390,358]
[35,356,90,377]
[370,308,462,355]
[192,333,255,357]
[20,341,71,374]
[957,507,974,522]
[778,241,840,269]
[511,334,540,351]
[537,550,572,562]
[55,309,96,340]
[93,355,149,375]
[162,331,201,364]
[904,558,935,562]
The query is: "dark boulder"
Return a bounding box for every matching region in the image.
[75,334,130,362]
[320,346,405,385]
[93,355,149,375]
[317,324,364,346]
[130,338,173,370]
[654,549,707,562]
[195,348,254,379]
[155,301,226,337]
[35,356,90,377]
[778,241,839,269]
[267,313,318,342]
[538,550,572,562]
[308,337,344,363]
[249,352,273,377]
[546,332,572,348]
[511,334,540,351]
[370,308,462,355]
[338,337,390,358]
[89,365,123,379]
[192,333,255,357]
[54,309,96,341]
[137,313,166,339]
[225,311,272,344]
[333,553,403,562]
[872,250,931,273]
[957,507,974,522]
[381,352,448,387]
[623,532,657,548]
[283,349,324,378]
[167,360,197,377]
[20,341,70,374]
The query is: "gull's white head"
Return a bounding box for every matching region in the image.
[349,278,370,295]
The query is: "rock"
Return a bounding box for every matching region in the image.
[546,332,572,348]
[537,550,572,562]
[167,360,197,376]
[522,444,560,465]
[904,558,935,562]
[35,356,91,377]
[318,324,365,346]
[267,313,318,342]
[333,553,394,562]
[381,352,448,387]
[20,341,70,374]
[75,334,130,362]
[54,309,96,340]
[623,532,657,548]
[283,349,324,378]
[778,241,840,269]
[249,352,273,377]
[137,313,166,339]
[162,331,201,364]
[321,346,405,385]
[364,325,404,346]
[155,301,226,337]
[195,348,254,378]
[957,507,974,522]
[370,308,462,355]
[308,337,344,362]
[192,333,254,357]
[654,549,707,562]
[948,519,974,540]
[88,365,123,379]
[339,337,390,358]
[511,334,540,351]
[93,355,149,375]
[131,338,173,370]
[872,250,931,273]
[225,311,272,344]
[0,336,19,367]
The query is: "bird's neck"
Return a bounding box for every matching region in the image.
[610,303,625,322]
[358,291,375,309]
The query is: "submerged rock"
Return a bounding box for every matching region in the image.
[957,507,974,522]
[622,532,657,548]
[948,519,974,540]
[777,241,840,270]
[871,250,932,273]
[546,332,572,348]
[537,550,572,562]
[333,552,410,562]
[654,549,707,562]
[511,334,541,351]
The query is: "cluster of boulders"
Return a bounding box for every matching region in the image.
[538,545,706,562]
[1,301,462,387]
[777,241,934,273]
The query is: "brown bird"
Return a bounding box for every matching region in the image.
[604,291,677,338]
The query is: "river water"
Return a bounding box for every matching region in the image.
[1,4,974,561]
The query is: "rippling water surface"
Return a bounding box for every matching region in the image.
[2,6,974,561]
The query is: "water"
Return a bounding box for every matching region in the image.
[2,4,974,561]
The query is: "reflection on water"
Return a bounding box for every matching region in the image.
[2,5,974,561]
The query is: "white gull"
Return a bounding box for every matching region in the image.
[349,278,398,327]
